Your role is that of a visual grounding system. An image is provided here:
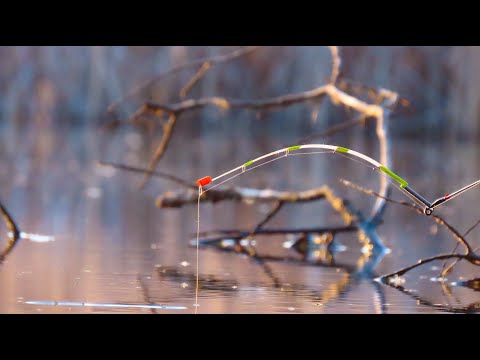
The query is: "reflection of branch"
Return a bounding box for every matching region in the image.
[156,265,238,292]
[0,199,21,262]
[196,226,356,242]
[441,245,480,277]
[193,237,388,312]
[384,282,480,314]
[136,274,157,314]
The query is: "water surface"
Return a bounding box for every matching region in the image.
[1,125,479,313]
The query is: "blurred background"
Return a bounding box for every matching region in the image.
[0,46,479,313]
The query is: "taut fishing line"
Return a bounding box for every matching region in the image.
[193,143,480,312]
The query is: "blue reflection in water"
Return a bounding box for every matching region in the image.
[25,300,187,310]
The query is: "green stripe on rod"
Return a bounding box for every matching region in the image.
[379,166,408,188]
[244,160,254,167]
[336,146,349,153]
[287,145,301,151]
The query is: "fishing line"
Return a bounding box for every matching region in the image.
[288,150,335,156]
[205,154,288,192]
[195,186,202,314]
[335,151,377,170]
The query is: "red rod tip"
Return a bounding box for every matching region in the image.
[444,193,450,199]
[196,176,212,187]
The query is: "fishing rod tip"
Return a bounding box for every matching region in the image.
[196,176,212,187]
[424,207,433,216]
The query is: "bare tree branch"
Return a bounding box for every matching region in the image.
[440,217,480,277]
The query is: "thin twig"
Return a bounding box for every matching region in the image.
[108,46,260,113]
[328,46,341,85]
[340,178,474,254]
[340,179,420,210]
[382,253,470,279]
[142,84,383,116]
[440,217,480,277]
[179,62,211,98]
[294,116,368,145]
[0,199,21,262]
[338,79,411,111]
[140,113,177,189]
[247,201,285,239]
[98,161,195,189]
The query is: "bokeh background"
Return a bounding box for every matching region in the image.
[1,46,479,313]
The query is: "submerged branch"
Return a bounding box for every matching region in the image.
[156,185,333,208]
[196,225,357,239]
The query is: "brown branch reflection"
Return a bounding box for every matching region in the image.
[184,235,389,313]
[383,280,480,314]
[168,233,480,314]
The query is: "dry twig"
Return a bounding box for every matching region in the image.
[0,199,21,262]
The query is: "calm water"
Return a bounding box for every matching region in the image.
[1,124,479,313]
